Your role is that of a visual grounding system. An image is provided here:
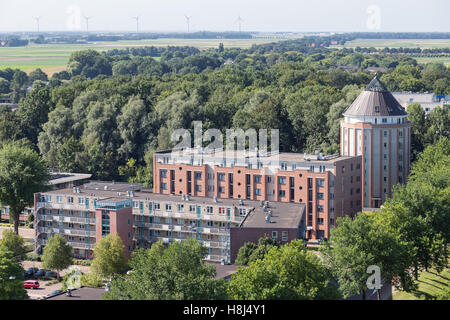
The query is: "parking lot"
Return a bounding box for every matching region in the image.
[26,280,63,300]
[21,261,91,300]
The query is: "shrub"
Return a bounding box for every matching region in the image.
[25,252,41,261]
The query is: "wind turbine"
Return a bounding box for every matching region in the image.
[184,15,192,33]
[236,14,244,32]
[33,16,41,33]
[83,15,92,32]
[132,16,140,33]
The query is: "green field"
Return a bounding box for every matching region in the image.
[414,56,450,66]
[0,38,280,76]
[342,38,450,49]
[393,263,450,300]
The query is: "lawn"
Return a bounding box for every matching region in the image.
[393,263,450,300]
[414,56,450,66]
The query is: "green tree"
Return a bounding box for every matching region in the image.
[0,246,27,300]
[28,68,48,83]
[41,234,74,279]
[0,77,9,94]
[0,144,49,233]
[228,240,340,300]
[91,234,128,278]
[407,102,426,160]
[0,229,27,261]
[235,236,279,265]
[321,213,415,300]
[104,239,227,300]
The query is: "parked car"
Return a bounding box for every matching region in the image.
[24,280,40,289]
[45,271,58,278]
[25,268,39,278]
[35,269,46,278]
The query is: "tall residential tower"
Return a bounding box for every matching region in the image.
[340,76,411,208]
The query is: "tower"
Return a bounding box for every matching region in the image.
[340,76,411,208]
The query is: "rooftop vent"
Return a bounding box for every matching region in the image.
[265,215,271,223]
[213,196,218,203]
[239,199,244,206]
[104,186,108,190]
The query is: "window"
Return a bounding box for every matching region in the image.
[133,201,139,208]
[255,188,262,196]
[195,172,202,179]
[317,218,324,225]
[45,195,52,202]
[317,205,324,212]
[56,196,62,203]
[317,193,324,200]
[218,186,225,194]
[281,162,287,170]
[206,206,213,214]
[375,106,379,113]
[177,204,184,212]
[67,197,73,204]
[189,205,196,212]
[279,190,286,197]
[267,176,272,183]
[160,169,167,178]
[316,179,324,187]
[278,177,286,185]
[254,175,261,184]
[239,208,246,216]
[154,202,160,210]
[78,197,85,205]
[161,183,167,190]
[195,185,202,192]
[282,231,288,242]
[271,231,278,240]
[218,173,225,181]
[382,118,387,123]
[165,204,172,211]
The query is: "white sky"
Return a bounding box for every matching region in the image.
[0,0,448,33]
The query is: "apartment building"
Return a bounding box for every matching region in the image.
[153,149,362,240]
[1,172,91,224]
[34,181,266,263]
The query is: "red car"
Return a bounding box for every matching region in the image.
[24,280,40,289]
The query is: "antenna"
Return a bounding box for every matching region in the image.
[132,16,140,33]
[184,15,192,33]
[83,15,92,32]
[33,16,41,33]
[236,14,244,32]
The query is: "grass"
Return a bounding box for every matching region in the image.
[414,56,450,66]
[0,38,278,76]
[341,38,450,49]
[393,263,450,300]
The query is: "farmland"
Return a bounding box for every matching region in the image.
[0,38,282,76]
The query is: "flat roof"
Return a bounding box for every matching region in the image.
[49,173,92,185]
[156,149,354,164]
[207,262,239,280]
[240,202,305,229]
[45,286,105,300]
[42,182,306,218]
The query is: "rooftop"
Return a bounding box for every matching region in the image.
[240,202,305,229]
[45,286,105,300]
[156,149,354,164]
[49,172,92,185]
[343,76,408,117]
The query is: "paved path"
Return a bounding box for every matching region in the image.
[0,226,35,239]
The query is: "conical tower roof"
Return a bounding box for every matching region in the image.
[343,76,407,117]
